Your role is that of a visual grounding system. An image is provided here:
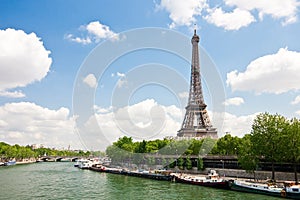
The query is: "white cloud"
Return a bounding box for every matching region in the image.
[0,102,82,149]
[223,97,245,106]
[224,0,300,25]
[81,99,183,150]
[204,8,255,30]
[296,110,300,116]
[86,21,118,42]
[178,91,189,99]
[157,0,208,28]
[80,99,257,150]
[0,90,25,98]
[291,95,300,105]
[227,48,300,94]
[65,34,91,45]
[116,72,125,77]
[212,111,257,137]
[0,100,257,150]
[0,28,52,97]
[83,73,97,88]
[66,21,118,44]
[292,97,300,106]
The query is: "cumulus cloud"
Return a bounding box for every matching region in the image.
[0,90,25,98]
[0,99,257,150]
[224,0,300,25]
[291,95,300,105]
[78,99,257,150]
[86,21,118,42]
[211,111,257,137]
[223,97,245,106]
[178,91,189,99]
[79,99,183,150]
[227,48,300,94]
[0,28,52,97]
[0,102,82,149]
[116,72,125,77]
[65,34,91,45]
[204,8,255,30]
[157,0,208,28]
[66,21,119,44]
[157,0,299,30]
[83,73,97,88]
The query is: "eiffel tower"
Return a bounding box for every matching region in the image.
[177,30,217,139]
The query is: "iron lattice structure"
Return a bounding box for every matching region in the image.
[177,30,217,139]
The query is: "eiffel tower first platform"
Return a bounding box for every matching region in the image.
[177,30,217,139]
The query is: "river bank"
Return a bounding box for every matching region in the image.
[168,167,300,182]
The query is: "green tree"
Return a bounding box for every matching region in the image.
[284,118,300,184]
[214,134,241,155]
[251,112,288,181]
[177,157,184,170]
[197,157,204,170]
[238,134,258,180]
[186,156,192,170]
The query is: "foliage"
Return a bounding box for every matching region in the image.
[250,112,289,181]
[177,157,184,169]
[197,157,204,170]
[0,142,94,161]
[185,156,192,170]
[237,134,258,178]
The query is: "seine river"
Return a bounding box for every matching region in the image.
[0,162,281,200]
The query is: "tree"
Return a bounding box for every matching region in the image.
[177,157,184,170]
[186,156,192,170]
[197,157,204,170]
[251,112,288,181]
[284,118,300,184]
[238,134,258,180]
[214,134,241,155]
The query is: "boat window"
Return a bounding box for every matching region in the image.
[292,188,299,192]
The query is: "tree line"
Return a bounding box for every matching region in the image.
[0,142,95,161]
[106,112,300,183]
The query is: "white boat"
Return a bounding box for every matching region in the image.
[231,180,283,198]
[76,158,102,169]
[77,159,91,169]
[281,182,300,199]
[171,170,230,189]
[4,160,16,166]
[0,162,5,166]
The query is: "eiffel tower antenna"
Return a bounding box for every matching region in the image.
[177,30,217,139]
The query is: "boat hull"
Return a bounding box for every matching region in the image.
[230,182,282,198]
[174,176,230,189]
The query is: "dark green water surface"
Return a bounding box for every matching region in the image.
[0,162,281,199]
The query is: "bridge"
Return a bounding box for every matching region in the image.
[38,156,87,162]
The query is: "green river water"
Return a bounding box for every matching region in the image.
[0,162,281,200]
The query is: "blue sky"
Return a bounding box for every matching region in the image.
[1,0,300,150]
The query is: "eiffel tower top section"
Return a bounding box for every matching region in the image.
[189,29,205,107]
[177,29,217,139]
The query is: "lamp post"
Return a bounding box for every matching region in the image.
[220,159,224,169]
[220,159,225,177]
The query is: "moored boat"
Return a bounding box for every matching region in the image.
[281,182,300,199]
[77,159,91,169]
[172,170,230,189]
[230,180,283,198]
[4,160,16,166]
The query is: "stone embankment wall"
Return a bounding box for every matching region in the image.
[173,167,299,181]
